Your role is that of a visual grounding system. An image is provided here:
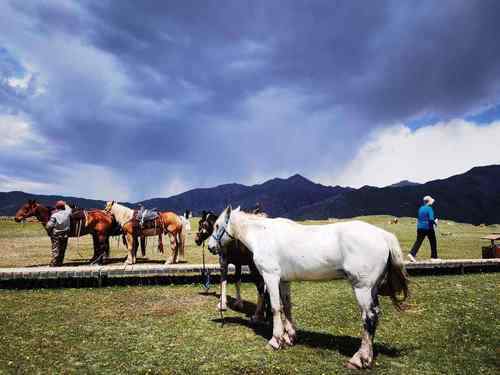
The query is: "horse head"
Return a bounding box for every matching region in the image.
[194,210,216,246]
[207,206,240,254]
[104,200,115,213]
[14,199,39,222]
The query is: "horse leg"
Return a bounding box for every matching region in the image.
[346,287,380,369]
[132,235,138,264]
[279,281,297,346]
[105,236,110,259]
[166,233,178,264]
[262,273,284,350]
[91,234,99,261]
[217,255,228,311]
[177,227,186,262]
[96,233,108,265]
[249,259,266,323]
[124,233,134,265]
[140,236,146,257]
[233,262,244,310]
[157,232,164,254]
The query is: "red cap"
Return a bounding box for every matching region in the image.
[55,200,66,209]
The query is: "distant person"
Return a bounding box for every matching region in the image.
[46,200,72,267]
[253,202,262,215]
[408,195,440,262]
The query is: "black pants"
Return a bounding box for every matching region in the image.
[410,228,438,258]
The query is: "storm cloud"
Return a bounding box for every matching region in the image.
[1,0,499,201]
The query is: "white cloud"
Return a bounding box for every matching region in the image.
[0,114,47,151]
[335,119,500,187]
[55,164,130,202]
[160,176,189,197]
[0,174,52,192]
[0,164,130,202]
[7,73,31,89]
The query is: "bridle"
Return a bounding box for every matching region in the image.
[210,221,235,251]
[104,201,115,213]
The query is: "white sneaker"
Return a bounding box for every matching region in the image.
[407,254,417,263]
[430,258,442,262]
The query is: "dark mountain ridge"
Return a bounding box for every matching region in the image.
[1,165,499,224]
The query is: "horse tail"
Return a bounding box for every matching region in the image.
[178,217,187,259]
[378,231,409,311]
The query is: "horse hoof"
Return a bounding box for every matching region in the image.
[283,332,296,346]
[267,336,282,350]
[345,361,362,370]
[250,314,265,324]
[346,352,371,369]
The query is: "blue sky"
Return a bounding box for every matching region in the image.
[1,0,499,201]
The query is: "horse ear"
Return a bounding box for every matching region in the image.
[234,206,241,212]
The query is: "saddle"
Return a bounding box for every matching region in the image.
[70,208,86,222]
[134,208,161,229]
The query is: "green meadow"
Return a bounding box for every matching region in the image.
[0,216,498,374]
[1,215,498,267]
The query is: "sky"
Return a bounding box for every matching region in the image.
[1,0,499,202]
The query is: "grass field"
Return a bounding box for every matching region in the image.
[0,215,499,373]
[0,215,499,268]
[0,273,498,374]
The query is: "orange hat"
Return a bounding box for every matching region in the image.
[55,200,66,209]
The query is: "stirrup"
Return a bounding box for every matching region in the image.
[90,253,105,265]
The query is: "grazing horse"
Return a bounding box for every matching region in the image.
[194,210,269,320]
[14,200,121,264]
[104,201,185,265]
[208,206,409,370]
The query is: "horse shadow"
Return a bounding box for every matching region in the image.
[200,292,259,317]
[204,294,408,359]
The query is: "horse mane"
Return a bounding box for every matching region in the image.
[109,202,133,225]
[238,211,269,220]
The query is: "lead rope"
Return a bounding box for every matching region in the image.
[201,241,224,327]
[75,218,84,259]
[202,241,210,290]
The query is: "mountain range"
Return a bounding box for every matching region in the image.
[1,165,499,224]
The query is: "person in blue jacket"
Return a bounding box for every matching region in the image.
[408,195,440,262]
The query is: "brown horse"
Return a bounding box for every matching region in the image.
[195,210,270,321]
[14,200,121,264]
[104,201,185,265]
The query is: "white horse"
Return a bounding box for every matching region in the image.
[207,206,409,370]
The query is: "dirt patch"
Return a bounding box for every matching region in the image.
[150,293,208,316]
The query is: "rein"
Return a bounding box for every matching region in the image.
[199,215,225,327]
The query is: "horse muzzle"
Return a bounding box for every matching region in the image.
[207,241,220,255]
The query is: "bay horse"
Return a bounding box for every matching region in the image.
[14,200,121,264]
[208,206,409,370]
[194,210,269,321]
[104,201,185,265]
